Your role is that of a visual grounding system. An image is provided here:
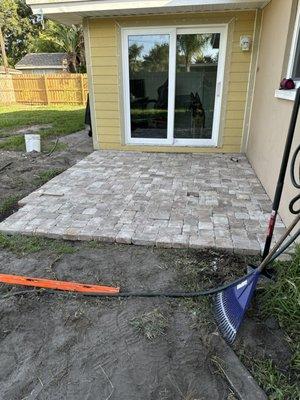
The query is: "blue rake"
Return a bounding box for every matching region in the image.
[214,271,260,344]
[214,213,300,344]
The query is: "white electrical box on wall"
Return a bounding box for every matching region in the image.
[240,35,252,52]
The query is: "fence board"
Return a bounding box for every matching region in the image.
[0,74,88,105]
[0,75,16,104]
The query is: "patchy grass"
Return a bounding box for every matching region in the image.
[0,195,21,221]
[130,309,168,340]
[34,168,65,186]
[241,355,300,400]
[0,105,85,151]
[0,169,65,221]
[0,135,24,151]
[0,136,68,152]
[258,246,300,347]
[0,234,77,256]
[240,246,300,399]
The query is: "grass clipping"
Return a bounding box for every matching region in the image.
[130,309,168,340]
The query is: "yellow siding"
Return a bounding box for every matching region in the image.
[87,10,257,153]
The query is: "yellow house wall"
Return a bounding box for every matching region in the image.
[246,0,299,227]
[85,10,258,153]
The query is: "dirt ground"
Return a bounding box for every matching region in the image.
[0,242,289,400]
[0,132,294,399]
[0,130,93,221]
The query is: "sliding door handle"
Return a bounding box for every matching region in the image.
[216,81,222,97]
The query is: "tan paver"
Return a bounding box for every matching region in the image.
[0,151,285,254]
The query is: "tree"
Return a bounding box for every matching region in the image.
[0,1,85,71]
[32,20,85,72]
[177,34,210,72]
[128,43,143,72]
[0,27,8,68]
[0,0,40,66]
[143,43,169,72]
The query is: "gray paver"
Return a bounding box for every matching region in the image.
[0,151,285,254]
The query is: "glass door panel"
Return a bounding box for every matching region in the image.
[128,34,170,139]
[174,33,220,141]
[123,27,226,146]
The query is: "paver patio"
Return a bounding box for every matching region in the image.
[0,151,285,254]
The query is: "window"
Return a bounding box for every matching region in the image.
[288,2,300,81]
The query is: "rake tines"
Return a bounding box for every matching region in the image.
[214,271,260,344]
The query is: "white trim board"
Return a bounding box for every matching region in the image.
[274,89,296,101]
[27,0,271,24]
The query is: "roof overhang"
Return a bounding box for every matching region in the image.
[26,0,271,25]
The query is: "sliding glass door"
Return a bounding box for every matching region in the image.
[122,26,227,146]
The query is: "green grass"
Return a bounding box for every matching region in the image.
[0,105,85,151]
[34,169,65,186]
[0,136,68,152]
[0,234,77,256]
[258,246,300,363]
[241,246,300,399]
[0,195,21,220]
[243,357,300,400]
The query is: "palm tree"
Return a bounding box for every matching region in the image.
[177,34,210,72]
[143,43,169,72]
[129,43,143,72]
[33,21,85,72]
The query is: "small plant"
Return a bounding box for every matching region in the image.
[130,308,168,340]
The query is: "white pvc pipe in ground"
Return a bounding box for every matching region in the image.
[24,134,41,152]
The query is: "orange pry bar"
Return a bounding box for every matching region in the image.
[0,273,120,294]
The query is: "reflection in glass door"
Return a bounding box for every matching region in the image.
[174,33,220,141]
[128,34,170,140]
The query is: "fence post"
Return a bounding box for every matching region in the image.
[80,74,85,105]
[44,75,50,105]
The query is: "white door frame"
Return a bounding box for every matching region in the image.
[121,24,228,147]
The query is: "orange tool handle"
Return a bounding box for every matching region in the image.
[0,273,119,294]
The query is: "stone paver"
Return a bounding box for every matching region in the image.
[0,151,285,254]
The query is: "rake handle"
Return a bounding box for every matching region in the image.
[258,213,300,272]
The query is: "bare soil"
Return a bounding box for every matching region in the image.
[0,243,292,400]
[0,244,263,399]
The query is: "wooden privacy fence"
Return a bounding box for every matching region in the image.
[0,74,88,105]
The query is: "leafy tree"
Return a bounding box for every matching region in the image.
[0,0,40,66]
[143,43,169,72]
[32,20,85,72]
[128,43,143,72]
[194,54,219,64]
[0,1,85,72]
